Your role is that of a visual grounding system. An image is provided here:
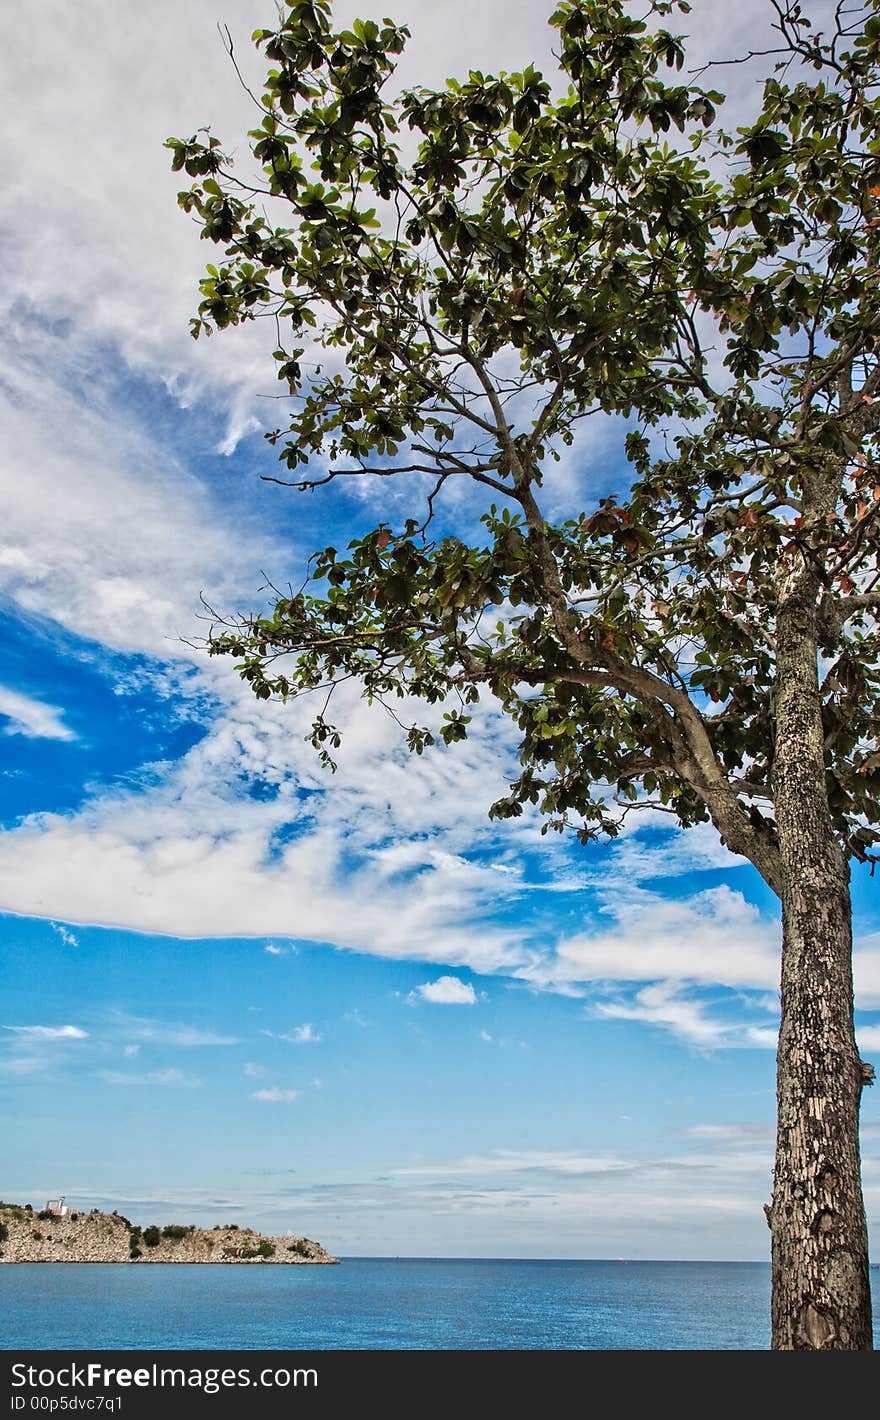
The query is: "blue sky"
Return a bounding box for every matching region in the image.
[1,0,878,1260]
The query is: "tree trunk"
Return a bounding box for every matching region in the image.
[769,545,873,1349]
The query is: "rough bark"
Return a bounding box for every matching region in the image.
[768,543,873,1349]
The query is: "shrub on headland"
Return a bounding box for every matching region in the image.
[142,1226,161,1248]
[222,1239,276,1259]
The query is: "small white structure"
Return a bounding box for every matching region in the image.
[45,1198,69,1217]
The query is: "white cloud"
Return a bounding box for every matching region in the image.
[857,1025,880,1052]
[412,976,477,1006]
[0,687,76,742]
[1,3,274,446]
[251,1088,299,1103]
[3,1025,88,1040]
[7,1106,837,1262]
[0,0,779,537]
[744,1026,779,1050]
[112,1015,238,1048]
[264,1025,322,1045]
[0,1,571,458]
[157,1026,239,1048]
[0,1022,90,1080]
[123,1045,140,1058]
[0,0,875,1070]
[243,1062,266,1078]
[397,1150,631,1178]
[853,939,880,1010]
[1,711,878,1033]
[99,1068,201,1087]
[0,682,532,974]
[536,884,780,995]
[0,1056,48,1076]
[593,982,771,1051]
[0,317,284,661]
[151,1068,199,1086]
[683,1124,774,1144]
[51,922,79,947]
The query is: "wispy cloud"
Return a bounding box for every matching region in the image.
[111,1014,238,1048]
[0,302,286,664]
[0,1056,48,1076]
[0,679,530,972]
[264,1024,322,1045]
[682,1123,774,1144]
[98,1068,201,1087]
[396,1150,632,1178]
[530,883,780,996]
[243,1061,266,1077]
[0,1108,805,1260]
[0,1022,90,1080]
[50,922,79,947]
[592,982,777,1051]
[251,1088,299,1103]
[264,943,296,956]
[0,0,862,1083]
[0,686,77,741]
[3,1025,88,1040]
[411,976,477,1006]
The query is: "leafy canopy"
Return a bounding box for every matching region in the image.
[168,0,880,892]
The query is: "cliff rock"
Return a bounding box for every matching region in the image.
[0,1203,337,1264]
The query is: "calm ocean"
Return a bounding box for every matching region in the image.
[3,1259,878,1350]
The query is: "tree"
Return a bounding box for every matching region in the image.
[167,0,880,1348]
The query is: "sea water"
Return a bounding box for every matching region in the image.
[5,1258,863,1350]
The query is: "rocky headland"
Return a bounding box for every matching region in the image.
[0,1202,337,1264]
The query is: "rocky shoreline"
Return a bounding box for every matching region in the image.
[0,1203,337,1264]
